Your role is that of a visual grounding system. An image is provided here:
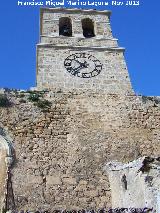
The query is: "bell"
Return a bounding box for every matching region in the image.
[83,28,95,38]
[60,25,71,36]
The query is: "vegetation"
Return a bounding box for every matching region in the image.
[27,91,52,111]
[28,93,40,102]
[142,96,160,105]
[35,99,52,110]
[0,94,11,107]
[0,89,52,110]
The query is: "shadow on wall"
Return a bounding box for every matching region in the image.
[0,128,15,212]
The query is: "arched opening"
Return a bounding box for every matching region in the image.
[81,18,95,38]
[59,17,72,37]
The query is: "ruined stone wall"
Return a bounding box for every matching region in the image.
[0,90,160,211]
[0,147,7,212]
[0,131,14,212]
[106,157,160,211]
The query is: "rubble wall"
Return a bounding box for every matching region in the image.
[0,90,160,211]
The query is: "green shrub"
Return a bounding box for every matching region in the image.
[28,93,40,102]
[142,96,153,103]
[27,91,52,111]
[142,96,160,105]
[154,97,160,105]
[35,99,52,110]
[27,90,44,96]
[0,94,10,107]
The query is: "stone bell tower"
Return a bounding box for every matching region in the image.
[36,8,133,94]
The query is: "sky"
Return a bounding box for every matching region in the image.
[0,0,160,96]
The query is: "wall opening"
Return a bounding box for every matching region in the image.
[59,17,72,37]
[81,18,95,38]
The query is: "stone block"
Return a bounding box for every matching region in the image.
[62,177,77,185]
[46,175,62,185]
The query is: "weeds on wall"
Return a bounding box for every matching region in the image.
[27,91,52,111]
[0,89,52,110]
[0,94,11,107]
[35,99,52,111]
[142,96,160,105]
[28,93,40,102]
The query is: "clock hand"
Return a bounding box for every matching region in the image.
[72,65,83,74]
[74,59,84,66]
[74,60,89,68]
[82,61,89,68]
[71,64,87,76]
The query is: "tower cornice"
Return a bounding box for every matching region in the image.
[40,7,112,16]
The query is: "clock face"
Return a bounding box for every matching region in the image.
[64,53,103,78]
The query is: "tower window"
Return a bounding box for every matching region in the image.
[81,18,95,38]
[59,17,72,37]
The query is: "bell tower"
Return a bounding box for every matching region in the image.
[36,8,133,94]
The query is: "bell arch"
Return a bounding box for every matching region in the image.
[81,18,95,38]
[59,17,72,37]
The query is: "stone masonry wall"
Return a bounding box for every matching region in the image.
[40,37,118,48]
[37,8,130,93]
[37,48,132,94]
[0,90,160,211]
[41,9,112,38]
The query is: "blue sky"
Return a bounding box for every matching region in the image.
[0,0,160,95]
